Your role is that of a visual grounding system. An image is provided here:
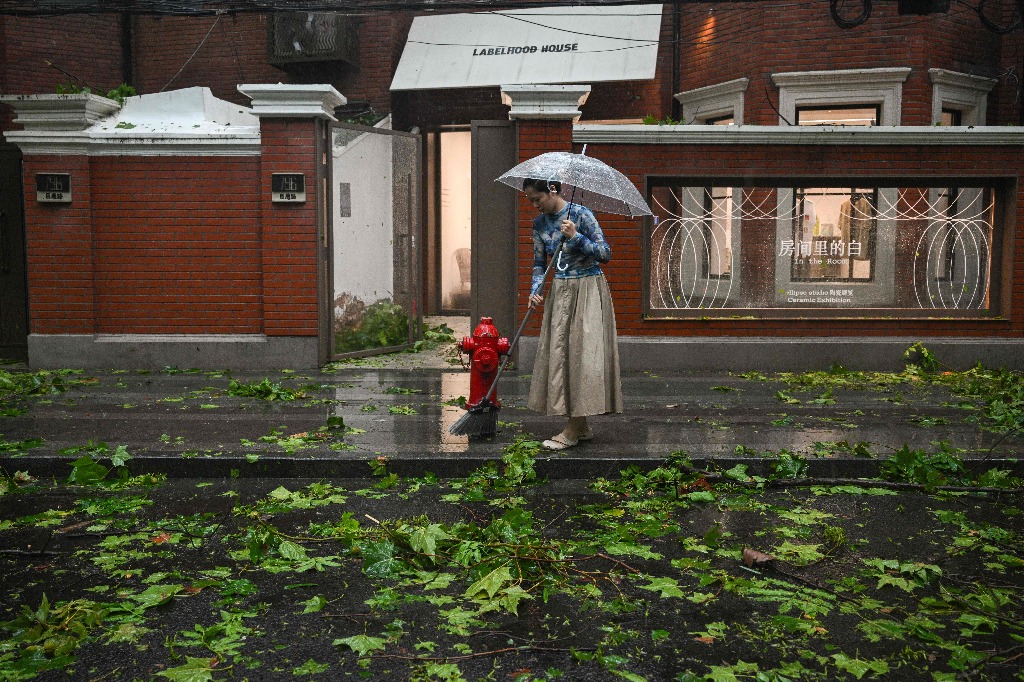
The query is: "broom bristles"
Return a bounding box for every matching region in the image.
[448,400,500,437]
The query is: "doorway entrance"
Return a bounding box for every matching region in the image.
[439,130,472,314]
[424,122,518,338]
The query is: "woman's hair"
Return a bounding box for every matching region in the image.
[523,178,561,194]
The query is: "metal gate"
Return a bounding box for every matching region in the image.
[329,119,421,359]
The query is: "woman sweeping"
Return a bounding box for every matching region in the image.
[522,178,623,450]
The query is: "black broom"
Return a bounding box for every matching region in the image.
[449,236,567,437]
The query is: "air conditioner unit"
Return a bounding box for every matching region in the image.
[268,12,358,67]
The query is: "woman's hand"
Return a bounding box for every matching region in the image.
[560,218,577,239]
[529,293,544,306]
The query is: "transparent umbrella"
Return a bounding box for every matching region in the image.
[495,148,652,217]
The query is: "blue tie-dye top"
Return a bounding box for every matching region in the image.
[531,204,611,296]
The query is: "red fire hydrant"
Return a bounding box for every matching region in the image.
[458,317,510,409]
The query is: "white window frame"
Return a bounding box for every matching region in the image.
[771,67,911,126]
[928,68,996,126]
[675,77,748,124]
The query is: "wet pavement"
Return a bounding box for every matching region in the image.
[2,360,1021,481]
[4,327,1023,682]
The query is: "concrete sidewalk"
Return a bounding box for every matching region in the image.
[2,356,1021,481]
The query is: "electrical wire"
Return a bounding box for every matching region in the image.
[401,0,988,52]
[160,14,221,91]
[974,0,1023,33]
[0,0,1015,38]
[406,22,980,53]
[0,1,755,16]
[492,11,662,42]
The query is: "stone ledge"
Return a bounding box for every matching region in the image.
[28,334,318,370]
[501,84,591,122]
[573,124,1024,146]
[0,93,121,131]
[519,336,1024,372]
[238,84,346,120]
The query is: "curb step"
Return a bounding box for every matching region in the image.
[5,454,1022,481]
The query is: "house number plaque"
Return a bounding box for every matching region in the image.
[36,173,71,203]
[271,173,306,203]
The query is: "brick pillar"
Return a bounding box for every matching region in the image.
[501,84,590,163]
[500,84,591,335]
[239,85,344,360]
[23,155,95,333]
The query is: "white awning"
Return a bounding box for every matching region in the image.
[390,5,663,91]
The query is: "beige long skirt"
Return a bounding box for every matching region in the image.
[528,274,623,417]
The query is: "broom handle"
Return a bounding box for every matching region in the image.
[480,236,566,404]
[478,164,584,406]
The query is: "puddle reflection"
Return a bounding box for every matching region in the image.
[438,372,471,452]
[330,371,473,454]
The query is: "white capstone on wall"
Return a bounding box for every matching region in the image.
[0,93,120,131]
[500,84,592,122]
[1,87,261,156]
[237,83,346,120]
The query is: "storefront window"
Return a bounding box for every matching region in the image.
[789,188,877,282]
[646,181,999,316]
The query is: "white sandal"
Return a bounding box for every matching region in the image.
[542,433,578,450]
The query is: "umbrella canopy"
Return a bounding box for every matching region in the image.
[496,151,652,217]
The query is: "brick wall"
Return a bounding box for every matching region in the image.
[14,101,328,341]
[21,154,264,335]
[131,14,274,106]
[676,2,1015,125]
[130,13,400,114]
[90,156,262,334]
[0,15,125,129]
[392,87,508,131]
[994,26,1023,125]
[578,9,676,122]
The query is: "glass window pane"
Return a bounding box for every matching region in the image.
[941,108,962,126]
[704,115,735,126]
[790,188,875,282]
[796,106,879,126]
[649,186,738,309]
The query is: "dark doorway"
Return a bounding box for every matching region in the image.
[422,121,517,325]
[0,144,28,362]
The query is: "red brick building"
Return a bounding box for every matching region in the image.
[1,2,1023,369]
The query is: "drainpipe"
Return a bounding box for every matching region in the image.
[120,1,134,88]
[671,3,681,121]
